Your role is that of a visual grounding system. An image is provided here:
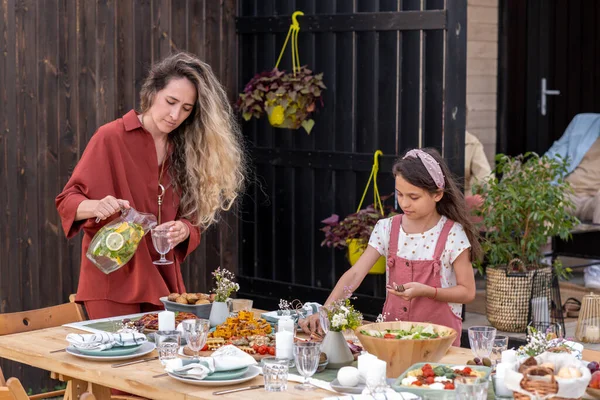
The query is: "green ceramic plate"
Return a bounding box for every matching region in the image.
[76,344,143,356]
[391,362,492,397]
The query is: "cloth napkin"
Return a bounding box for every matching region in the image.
[164,345,257,380]
[66,332,147,351]
[261,302,321,324]
[322,392,419,400]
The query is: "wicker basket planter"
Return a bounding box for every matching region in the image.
[486,264,552,332]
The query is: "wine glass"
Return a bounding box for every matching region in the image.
[468,326,497,360]
[293,342,321,391]
[182,319,210,362]
[151,227,173,265]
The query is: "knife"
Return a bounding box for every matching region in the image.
[111,356,158,368]
[213,385,264,395]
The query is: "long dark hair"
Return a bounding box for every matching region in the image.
[392,148,482,262]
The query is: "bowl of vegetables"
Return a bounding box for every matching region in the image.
[355,321,457,378]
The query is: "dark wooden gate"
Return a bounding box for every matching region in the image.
[235,0,467,320]
[0,0,236,391]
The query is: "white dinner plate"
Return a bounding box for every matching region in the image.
[167,365,260,386]
[66,342,155,361]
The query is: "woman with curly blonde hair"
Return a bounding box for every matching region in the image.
[56,52,246,319]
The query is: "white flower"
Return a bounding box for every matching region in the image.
[332,314,348,329]
[340,306,349,314]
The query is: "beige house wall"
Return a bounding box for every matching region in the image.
[466,0,498,165]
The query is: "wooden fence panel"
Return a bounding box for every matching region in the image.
[0,0,236,391]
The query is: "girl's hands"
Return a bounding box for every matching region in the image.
[298,312,324,336]
[156,220,190,247]
[93,196,130,220]
[386,281,434,301]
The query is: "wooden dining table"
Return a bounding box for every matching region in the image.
[0,317,598,400]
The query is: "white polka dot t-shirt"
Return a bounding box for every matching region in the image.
[368,215,471,319]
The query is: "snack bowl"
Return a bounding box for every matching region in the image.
[355,321,457,378]
[160,296,213,319]
[586,387,600,399]
[317,352,329,373]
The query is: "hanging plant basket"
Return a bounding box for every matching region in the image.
[237,67,325,134]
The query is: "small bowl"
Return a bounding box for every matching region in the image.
[587,387,600,399]
[317,352,329,372]
[160,296,213,318]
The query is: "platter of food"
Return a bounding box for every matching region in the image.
[392,362,491,395]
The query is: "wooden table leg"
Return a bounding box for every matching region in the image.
[65,379,89,400]
[88,383,112,400]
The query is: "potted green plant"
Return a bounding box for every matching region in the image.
[236,66,326,134]
[320,195,398,274]
[474,152,579,332]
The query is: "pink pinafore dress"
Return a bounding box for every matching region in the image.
[381,214,462,346]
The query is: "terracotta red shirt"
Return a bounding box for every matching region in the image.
[56,110,201,305]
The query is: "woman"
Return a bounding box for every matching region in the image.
[56,52,246,320]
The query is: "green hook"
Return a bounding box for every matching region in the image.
[291,11,304,28]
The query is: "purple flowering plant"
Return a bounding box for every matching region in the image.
[320,194,398,251]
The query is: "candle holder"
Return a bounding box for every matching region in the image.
[575,292,600,343]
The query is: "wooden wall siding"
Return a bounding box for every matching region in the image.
[466,0,498,165]
[236,0,467,319]
[0,0,236,391]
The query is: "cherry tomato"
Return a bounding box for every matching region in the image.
[414,381,423,386]
[462,367,472,374]
[425,376,435,384]
[258,345,267,355]
[201,343,208,351]
[444,383,455,390]
[268,347,275,356]
[384,333,396,339]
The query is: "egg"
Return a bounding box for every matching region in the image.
[337,366,361,387]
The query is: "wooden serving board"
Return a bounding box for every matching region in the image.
[181,345,274,361]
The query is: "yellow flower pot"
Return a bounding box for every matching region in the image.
[346,239,386,275]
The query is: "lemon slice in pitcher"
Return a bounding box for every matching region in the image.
[105,232,125,251]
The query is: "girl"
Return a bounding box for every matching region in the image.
[300,148,482,345]
[56,52,246,320]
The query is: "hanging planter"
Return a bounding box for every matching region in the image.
[236,11,326,134]
[320,151,398,275]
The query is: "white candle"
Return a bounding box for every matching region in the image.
[275,331,294,360]
[531,297,550,324]
[585,325,600,341]
[365,358,387,383]
[501,349,517,364]
[278,316,295,333]
[158,311,175,331]
[357,352,377,379]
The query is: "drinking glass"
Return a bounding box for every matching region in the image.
[151,227,173,265]
[261,357,289,392]
[181,319,210,361]
[293,342,321,391]
[490,335,509,365]
[455,377,489,400]
[468,326,497,359]
[229,299,253,314]
[156,330,181,365]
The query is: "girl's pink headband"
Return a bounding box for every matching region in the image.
[403,149,445,189]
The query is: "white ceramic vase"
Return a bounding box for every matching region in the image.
[320,330,354,369]
[208,300,229,327]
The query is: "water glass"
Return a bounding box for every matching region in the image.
[156,330,181,365]
[151,227,173,265]
[468,326,497,359]
[181,319,210,361]
[229,298,253,313]
[293,342,321,391]
[490,335,509,365]
[261,357,289,392]
[455,377,489,400]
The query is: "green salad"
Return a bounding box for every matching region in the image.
[89,221,145,266]
[360,324,447,340]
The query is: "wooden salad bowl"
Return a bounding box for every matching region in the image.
[355,321,457,378]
